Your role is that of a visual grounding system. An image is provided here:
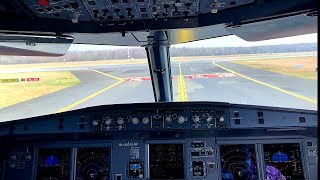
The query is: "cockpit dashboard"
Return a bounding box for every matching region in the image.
[0,102,317,180]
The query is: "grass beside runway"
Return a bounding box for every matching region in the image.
[0,71,80,108]
[232,56,317,80]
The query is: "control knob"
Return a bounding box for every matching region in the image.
[132,117,139,124]
[105,118,112,125]
[117,118,124,124]
[165,116,172,123]
[92,120,99,126]
[206,116,213,122]
[142,117,150,124]
[219,116,225,122]
[192,115,200,122]
[177,116,185,124]
[25,154,32,160]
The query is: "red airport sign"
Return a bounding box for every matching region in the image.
[26,78,40,81]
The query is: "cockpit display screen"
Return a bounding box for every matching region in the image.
[263,143,304,180]
[220,144,258,180]
[37,148,69,180]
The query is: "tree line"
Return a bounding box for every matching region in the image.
[0,43,316,64]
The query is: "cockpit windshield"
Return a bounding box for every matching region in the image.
[0,33,317,122]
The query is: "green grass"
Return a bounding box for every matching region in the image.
[0,71,80,108]
[232,56,317,80]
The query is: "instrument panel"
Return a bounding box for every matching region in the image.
[0,102,317,180]
[91,106,229,132]
[21,0,255,23]
[29,141,312,180]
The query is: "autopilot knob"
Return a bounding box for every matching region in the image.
[117,118,124,124]
[165,116,172,123]
[92,120,99,126]
[206,116,213,122]
[25,154,32,160]
[142,117,150,124]
[177,116,185,124]
[219,116,225,122]
[192,115,200,122]
[132,117,139,124]
[105,118,112,125]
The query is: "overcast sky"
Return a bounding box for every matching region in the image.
[69,33,317,51]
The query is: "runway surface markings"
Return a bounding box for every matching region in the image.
[90,69,124,81]
[188,73,238,79]
[56,70,124,113]
[178,63,188,102]
[212,62,317,104]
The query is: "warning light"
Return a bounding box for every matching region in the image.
[38,0,49,6]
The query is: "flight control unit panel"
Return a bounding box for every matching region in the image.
[0,102,317,180]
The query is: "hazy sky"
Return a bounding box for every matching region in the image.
[69,33,317,51]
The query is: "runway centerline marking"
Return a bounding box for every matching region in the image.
[56,70,124,113]
[212,62,317,104]
[178,63,188,102]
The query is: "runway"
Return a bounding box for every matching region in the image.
[0,57,317,121]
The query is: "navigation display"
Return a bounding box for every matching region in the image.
[264,143,304,180]
[76,147,111,180]
[220,144,258,180]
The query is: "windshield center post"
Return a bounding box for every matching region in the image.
[145,31,173,102]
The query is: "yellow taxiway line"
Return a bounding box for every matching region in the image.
[212,62,317,104]
[178,63,188,102]
[56,70,124,113]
